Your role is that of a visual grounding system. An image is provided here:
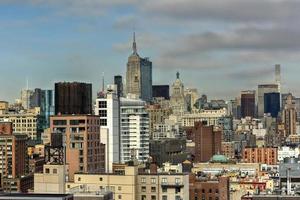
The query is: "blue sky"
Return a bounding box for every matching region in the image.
[1,0,300,102]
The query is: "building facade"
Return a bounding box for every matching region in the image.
[242,147,278,165]
[257,84,279,118]
[241,90,255,118]
[55,82,92,115]
[50,115,105,181]
[95,86,120,172]
[120,98,149,163]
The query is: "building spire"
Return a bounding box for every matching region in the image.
[133,32,137,54]
[176,72,180,79]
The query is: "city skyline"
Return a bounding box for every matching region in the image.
[2,0,300,102]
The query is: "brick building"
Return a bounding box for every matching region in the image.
[193,122,222,162]
[243,147,278,165]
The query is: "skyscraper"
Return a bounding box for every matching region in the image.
[95,85,120,172]
[275,64,281,93]
[126,32,152,102]
[240,90,255,118]
[170,72,186,115]
[264,92,280,118]
[257,84,279,118]
[55,82,92,115]
[282,94,297,136]
[152,85,170,100]
[114,75,123,97]
[120,97,149,163]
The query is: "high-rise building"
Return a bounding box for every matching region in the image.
[264,92,280,118]
[30,89,54,129]
[185,88,199,113]
[20,89,33,110]
[50,115,105,181]
[282,94,297,136]
[257,84,279,118]
[126,33,152,102]
[114,75,123,97]
[0,122,30,193]
[95,85,120,172]
[152,85,170,100]
[0,112,42,140]
[241,90,255,118]
[170,72,186,115]
[275,64,281,93]
[193,122,222,163]
[120,97,149,163]
[54,82,92,115]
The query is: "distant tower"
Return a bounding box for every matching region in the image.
[126,32,152,102]
[275,64,281,93]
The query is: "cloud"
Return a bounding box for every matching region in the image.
[140,0,300,24]
[113,15,137,30]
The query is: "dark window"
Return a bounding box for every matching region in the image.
[53,120,67,125]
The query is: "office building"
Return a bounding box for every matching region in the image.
[0,112,42,140]
[55,82,92,115]
[257,84,279,118]
[264,92,280,118]
[193,122,222,163]
[282,93,297,136]
[242,147,278,165]
[126,33,152,102]
[184,88,199,112]
[170,72,186,115]
[152,85,170,100]
[30,89,54,128]
[120,97,149,163]
[95,85,120,172]
[114,75,123,97]
[146,104,171,135]
[150,138,187,166]
[20,89,33,110]
[50,115,105,181]
[241,90,255,118]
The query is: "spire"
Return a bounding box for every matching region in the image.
[176,72,180,79]
[132,32,137,54]
[102,72,105,92]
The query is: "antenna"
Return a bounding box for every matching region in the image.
[102,72,105,92]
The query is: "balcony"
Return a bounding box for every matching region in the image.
[161,182,184,188]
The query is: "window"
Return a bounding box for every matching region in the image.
[202,189,205,193]
[216,189,219,193]
[209,189,212,193]
[78,177,81,182]
[118,186,122,191]
[141,195,146,200]
[162,178,167,183]
[99,177,103,181]
[98,101,107,108]
[99,110,107,117]
[151,178,156,184]
[100,119,107,126]
[151,187,156,192]
[53,120,67,125]
[162,196,168,200]
[162,187,167,193]
[118,195,122,199]
[175,196,181,200]
[141,177,146,183]
[175,178,180,184]
[151,196,156,200]
[175,188,181,194]
[45,168,50,173]
[141,186,146,192]
[53,169,57,174]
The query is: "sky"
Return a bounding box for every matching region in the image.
[1,0,300,102]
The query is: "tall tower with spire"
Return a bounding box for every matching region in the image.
[126,32,152,102]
